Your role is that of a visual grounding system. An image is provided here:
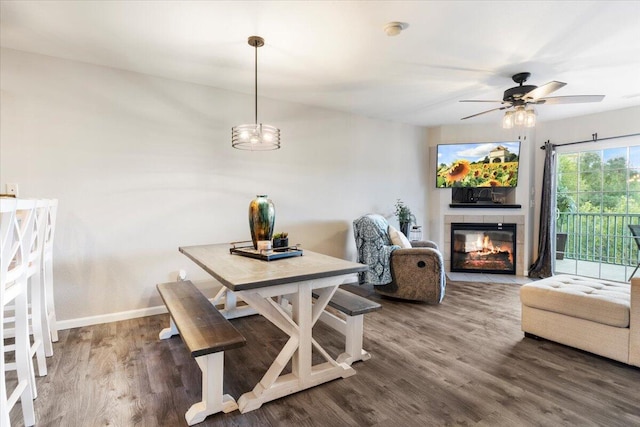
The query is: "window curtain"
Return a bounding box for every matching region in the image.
[529,141,557,278]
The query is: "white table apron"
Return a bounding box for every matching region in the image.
[212,275,356,413]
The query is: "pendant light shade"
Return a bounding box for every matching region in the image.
[232,36,280,151]
[524,107,536,127]
[232,123,280,149]
[514,106,527,126]
[502,110,515,129]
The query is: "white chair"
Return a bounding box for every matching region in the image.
[42,199,58,345]
[4,199,49,389]
[24,199,50,371]
[1,198,36,426]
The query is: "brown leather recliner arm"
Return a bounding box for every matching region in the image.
[376,247,445,303]
[410,240,439,250]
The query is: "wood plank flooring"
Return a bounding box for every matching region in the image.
[9,280,640,426]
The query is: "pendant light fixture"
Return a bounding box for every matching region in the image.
[231,36,281,151]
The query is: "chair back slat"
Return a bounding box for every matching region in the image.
[26,199,49,277]
[43,199,58,258]
[2,200,36,287]
[1,199,19,285]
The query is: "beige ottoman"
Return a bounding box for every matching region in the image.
[520,274,639,367]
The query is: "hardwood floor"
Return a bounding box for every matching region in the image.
[10,280,640,426]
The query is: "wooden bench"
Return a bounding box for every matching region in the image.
[157,280,246,425]
[314,287,381,365]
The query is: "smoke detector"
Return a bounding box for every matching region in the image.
[383,21,409,36]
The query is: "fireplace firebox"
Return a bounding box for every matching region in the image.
[451,223,516,274]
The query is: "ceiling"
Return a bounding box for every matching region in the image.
[1,1,639,127]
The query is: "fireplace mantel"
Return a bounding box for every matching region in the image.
[449,203,522,209]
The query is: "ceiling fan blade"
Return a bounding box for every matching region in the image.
[461,106,509,120]
[522,81,567,101]
[535,95,605,105]
[459,99,505,103]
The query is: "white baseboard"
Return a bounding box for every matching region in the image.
[57,304,169,331]
[56,274,360,331]
[56,279,220,330]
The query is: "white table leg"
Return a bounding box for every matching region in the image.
[292,281,312,385]
[224,289,237,311]
[236,277,356,413]
[214,286,258,319]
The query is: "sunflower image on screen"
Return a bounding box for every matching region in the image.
[436,142,520,188]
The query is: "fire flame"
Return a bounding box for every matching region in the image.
[474,234,513,263]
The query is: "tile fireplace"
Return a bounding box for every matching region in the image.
[450,222,517,274]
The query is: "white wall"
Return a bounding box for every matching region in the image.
[0,48,428,324]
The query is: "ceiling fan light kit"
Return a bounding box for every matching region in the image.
[461,72,604,129]
[231,35,281,151]
[503,106,536,129]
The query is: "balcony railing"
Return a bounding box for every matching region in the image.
[556,212,640,266]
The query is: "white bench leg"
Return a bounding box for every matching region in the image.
[185,352,237,425]
[341,315,371,364]
[159,316,179,339]
[319,310,371,365]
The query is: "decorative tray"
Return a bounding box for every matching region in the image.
[229,242,303,261]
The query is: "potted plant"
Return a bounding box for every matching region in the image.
[394,199,416,237]
[272,232,289,249]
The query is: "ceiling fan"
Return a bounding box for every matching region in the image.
[460,72,605,121]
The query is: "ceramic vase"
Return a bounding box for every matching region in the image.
[249,195,275,249]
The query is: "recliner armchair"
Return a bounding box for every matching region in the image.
[353,214,445,303]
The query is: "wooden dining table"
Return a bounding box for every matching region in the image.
[179,243,368,413]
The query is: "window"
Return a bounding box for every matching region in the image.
[555,141,640,281]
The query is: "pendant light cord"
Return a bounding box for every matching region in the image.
[254,42,258,124]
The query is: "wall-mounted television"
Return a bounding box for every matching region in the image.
[436,141,520,188]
